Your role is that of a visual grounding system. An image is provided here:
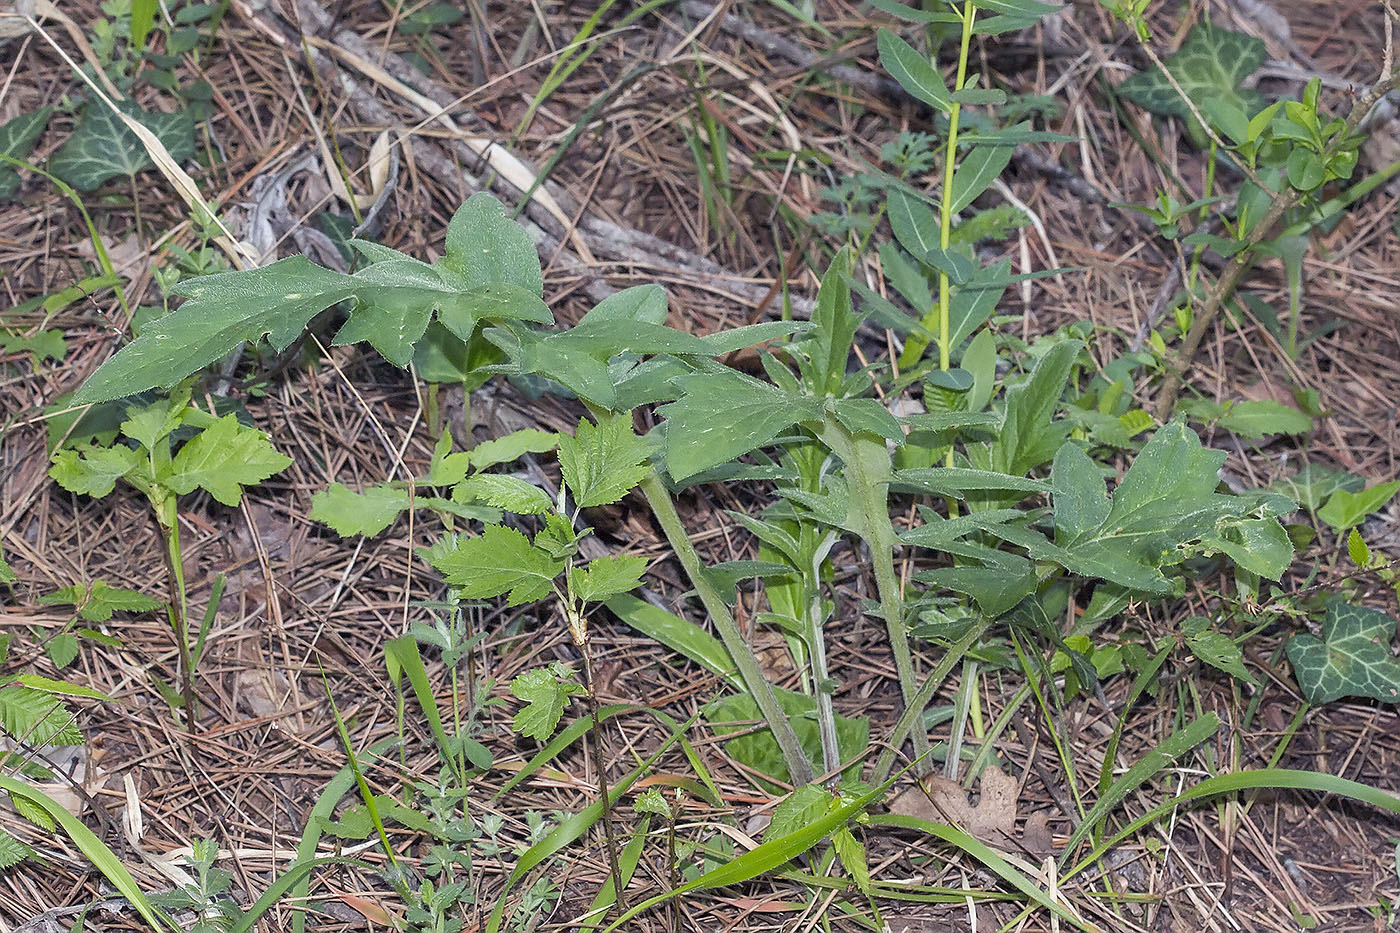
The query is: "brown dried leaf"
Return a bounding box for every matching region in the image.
[889,765,1018,842]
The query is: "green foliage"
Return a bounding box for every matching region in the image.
[705,688,869,791]
[1115,21,1266,145]
[165,414,292,506]
[0,685,82,748]
[558,413,651,508]
[431,524,565,607]
[0,831,32,869]
[1181,617,1255,685]
[569,555,648,604]
[309,483,411,536]
[74,194,553,404]
[1287,602,1400,705]
[510,663,587,741]
[49,99,195,191]
[149,838,242,932]
[51,397,290,509]
[0,108,52,199]
[1317,480,1400,533]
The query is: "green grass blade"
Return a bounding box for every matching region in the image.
[0,776,175,931]
[599,781,892,933]
[485,711,701,933]
[289,737,397,933]
[1097,643,1171,798]
[580,815,650,928]
[1064,768,1400,881]
[870,813,1093,930]
[1062,712,1219,857]
[230,855,370,933]
[385,636,456,764]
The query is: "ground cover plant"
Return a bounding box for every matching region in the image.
[2,0,1400,930]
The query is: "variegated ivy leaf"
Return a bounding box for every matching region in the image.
[48,100,195,191]
[1286,602,1400,706]
[1115,22,1267,145]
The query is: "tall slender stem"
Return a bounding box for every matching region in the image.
[577,634,628,916]
[937,1,975,375]
[154,496,197,728]
[639,471,814,786]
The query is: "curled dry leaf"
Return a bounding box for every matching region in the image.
[889,764,1018,842]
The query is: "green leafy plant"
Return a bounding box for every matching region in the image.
[1100,7,1399,419]
[52,3,1400,923]
[49,385,287,720]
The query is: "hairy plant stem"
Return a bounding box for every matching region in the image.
[805,585,842,781]
[638,471,815,786]
[1153,64,1400,421]
[816,419,932,774]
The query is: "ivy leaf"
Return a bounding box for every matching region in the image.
[510,664,585,741]
[1115,22,1267,142]
[558,414,651,508]
[428,524,564,606]
[166,415,292,507]
[1286,602,1400,705]
[0,108,52,199]
[570,554,647,603]
[659,370,823,482]
[310,483,410,537]
[49,444,140,498]
[454,474,552,515]
[49,100,195,191]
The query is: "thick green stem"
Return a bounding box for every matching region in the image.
[639,472,814,786]
[817,420,931,773]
